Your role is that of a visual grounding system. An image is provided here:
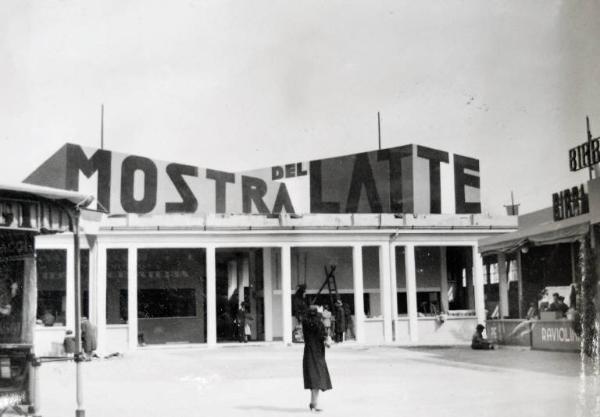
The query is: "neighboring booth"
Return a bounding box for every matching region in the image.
[0,183,91,415]
[479,179,595,352]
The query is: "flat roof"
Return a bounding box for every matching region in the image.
[98,212,518,232]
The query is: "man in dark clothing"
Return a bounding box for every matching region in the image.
[235,303,246,343]
[292,285,308,323]
[547,293,561,312]
[334,299,346,343]
[557,296,569,316]
[471,324,494,350]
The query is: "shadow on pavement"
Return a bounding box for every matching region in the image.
[235,405,308,413]
[401,346,583,377]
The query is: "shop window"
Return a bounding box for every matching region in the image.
[107,249,128,324]
[415,247,442,316]
[138,288,196,318]
[37,249,66,326]
[80,249,89,318]
[396,292,441,316]
[136,248,206,344]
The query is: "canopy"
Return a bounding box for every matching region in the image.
[478,214,590,256]
[0,182,93,207]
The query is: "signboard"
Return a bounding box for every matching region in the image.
[552,184,589,221]
[530,320,580,352]
[25,143,482,216]
[244,144,482,215]
[0,198,71,234]
[486,320,531,346]
[569,137,600,171]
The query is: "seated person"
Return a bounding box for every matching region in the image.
[471,324,494,350]
[547,293,561,312]
[557,296,569,316]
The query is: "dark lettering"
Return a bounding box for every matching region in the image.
[378,145,413,213]
[272,183,295,214]
[563,189,573,218]
[272,166,284,180]
[417,145,449,213]
[309,160,340,213]
[65,144,112,212]
[583,143,591,168]
[569,148,577,171]
[165,163,198,213]
[206,169,235,213]
[285,164,296,178]
[454,154,481,214]
[297,163,308,176]
[593,140,600,166]
[120,156,157,214]
[571,186,580,216]
[346,153,383,213]
[242,176,270,214]
[581,184,589,213]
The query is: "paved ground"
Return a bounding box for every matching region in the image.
[31,343,600,417]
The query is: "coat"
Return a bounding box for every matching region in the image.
[334,305,346,334]
[302,314,332,391]
[81,319,97,354]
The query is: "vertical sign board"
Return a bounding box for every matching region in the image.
[25,143,482,216]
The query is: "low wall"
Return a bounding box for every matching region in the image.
[416,317,476,345]
[138,317,205,344]
[106,325,129,353]
[530,320,580,352]
[486,319,531,346]
[34,326,66,356]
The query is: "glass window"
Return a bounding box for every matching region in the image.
[107,249,128,324]
[138,288,196,318]
[137,249,206,344]
[37,249,67,326]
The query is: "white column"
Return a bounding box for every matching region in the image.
[388,244,398,342]
[472,246,486,324]
[281,245,292,345]
[206,245,217,346]
[66,244,75,331]
[497,253,509,318]
[352,245,365,343]
[96,244,107,354]
[516,251,523,318]
[127,247,138,350]
[404,244,418,342]
[378,244,393,343]
[440,247,449,313]
[263,248,274,342]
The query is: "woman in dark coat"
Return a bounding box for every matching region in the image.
[302,306,332,412]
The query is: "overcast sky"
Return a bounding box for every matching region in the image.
[1,1,599,215]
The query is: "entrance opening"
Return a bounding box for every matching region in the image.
[137,248,206,345]
[216,248,264,343]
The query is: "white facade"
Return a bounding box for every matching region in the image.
[33,213,517,355]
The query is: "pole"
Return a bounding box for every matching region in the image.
[73,209,85,417]
[100,104,104,150]
[377,112,381,150]
[587,116,593,180]
[587,116,596,249]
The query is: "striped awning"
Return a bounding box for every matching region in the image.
[478,214,590,256]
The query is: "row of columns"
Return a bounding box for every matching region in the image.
[71,241,487,352]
